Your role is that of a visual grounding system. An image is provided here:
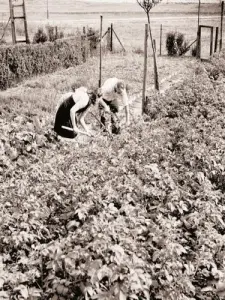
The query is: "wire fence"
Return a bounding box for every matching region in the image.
[1,10,224,59]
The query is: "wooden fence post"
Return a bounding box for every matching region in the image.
[9,0,16,44]
[99,15,103,88]
[160,24,162,56]
[22,0,30,43]
[107,27,111,50]
[82,26,88,62]
[197,25,201,58]
[210,27,214,56]
[220,0,224,51]
[215,27,219,53]
[153,39,156,53]
[47,0,49,19]
[142,24,148,115]
[110,23,113,52]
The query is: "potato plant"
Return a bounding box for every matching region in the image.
[0,52,225,300]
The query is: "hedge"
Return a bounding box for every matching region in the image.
[0,36,90,90]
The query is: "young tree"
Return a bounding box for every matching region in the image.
[137,0,160,90]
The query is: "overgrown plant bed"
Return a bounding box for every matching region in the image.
[1,52,225,300]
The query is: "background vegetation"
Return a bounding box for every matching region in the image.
[0,35,90,90]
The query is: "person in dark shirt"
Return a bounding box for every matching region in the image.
[54,87,97,138]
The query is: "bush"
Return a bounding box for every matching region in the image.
[33,27,65,44]
[46,25,64,42]
[87,27,100,52]
[166,31,188,56]
[0,37,90,90]
[33,28,48,44]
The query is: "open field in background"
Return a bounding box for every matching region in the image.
[0,1,221,15]
[0,1,223,58]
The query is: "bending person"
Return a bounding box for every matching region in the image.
[98,78,130,134]
[54,87,96,139]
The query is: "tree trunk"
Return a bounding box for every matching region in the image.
[147,13,159,91]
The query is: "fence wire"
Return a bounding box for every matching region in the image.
[1,11,224,59]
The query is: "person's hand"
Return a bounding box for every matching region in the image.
[87,130,97,137]
[86,131,93,137]
[125,121,130,128]
[104,106,110,114]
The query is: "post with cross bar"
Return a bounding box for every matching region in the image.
[8,0,30,44]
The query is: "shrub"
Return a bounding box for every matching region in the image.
[87,27,100,52]
[166,32,177,56]
[33,27,48,44]
[166,31,188,56]
[0,37,90,90]
[46,25,64,42]
[46,25,55,42]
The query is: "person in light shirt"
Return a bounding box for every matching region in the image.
[54,87,97,138]
[98,77,130,134]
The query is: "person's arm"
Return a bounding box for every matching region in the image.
[70,95,91,136]
[79,106,93,135]
[97,97,110,113]
[121,89,130,126]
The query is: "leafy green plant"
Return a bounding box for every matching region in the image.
[1,50,225,300]
[33,27,48,44]
[86,27,100,53]
[0,36,90,90]
[46,25,64,42]
[166,31,188,56]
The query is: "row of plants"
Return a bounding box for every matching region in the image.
[0,36,90,90]
[33,26,99,49]
[0,52,225,299]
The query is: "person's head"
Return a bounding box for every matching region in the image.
[87,89,97,105]
[97,87,102,98]
[114,80,130,94]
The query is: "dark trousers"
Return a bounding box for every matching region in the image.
[99,99,120,134]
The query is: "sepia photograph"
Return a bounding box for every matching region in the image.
[0,0,225,299]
